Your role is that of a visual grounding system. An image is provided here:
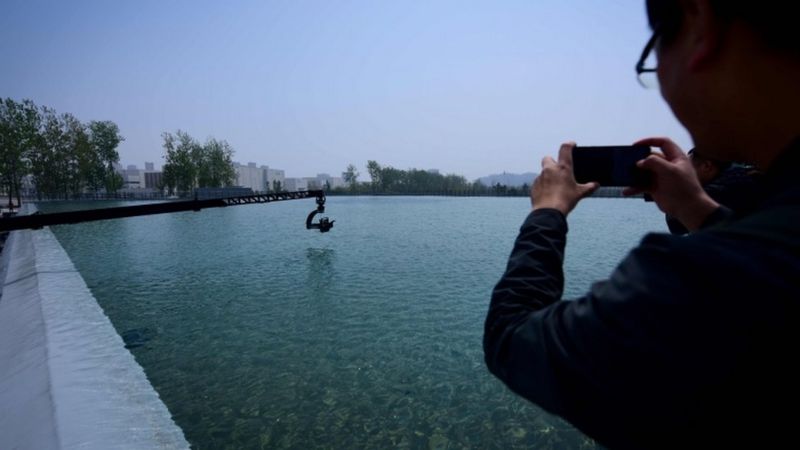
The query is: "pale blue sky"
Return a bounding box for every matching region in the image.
[0,0,690,180]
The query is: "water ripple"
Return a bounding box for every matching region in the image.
[45,197,666,449]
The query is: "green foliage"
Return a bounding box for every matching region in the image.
[108,171,124,193]
[161,131,198,195]
[88,120,124,193]
[0,98,39,205]
[342,164,359,191]
[197,138,236,188]
[331,161,529,196]
[0,98,123,201]
[161,131,236,196]
[32,108,78,199]
[366,160,381,189]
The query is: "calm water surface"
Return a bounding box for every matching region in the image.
[45,196,666,449]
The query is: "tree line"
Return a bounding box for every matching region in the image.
[160,130,236,195]
[0,98,124,205]
[334,160,532,196]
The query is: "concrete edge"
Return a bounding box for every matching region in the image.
[0,211,190,449]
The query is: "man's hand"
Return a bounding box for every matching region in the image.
[532,142,599,215]
[625,137,720,231]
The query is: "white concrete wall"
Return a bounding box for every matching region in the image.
[0,218,189,449]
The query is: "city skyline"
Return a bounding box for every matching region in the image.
[118,158,526,185]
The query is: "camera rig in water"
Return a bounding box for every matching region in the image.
[0,190,335,233]
[305,194,334,233]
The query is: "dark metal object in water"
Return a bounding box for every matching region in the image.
[305,195,335,233]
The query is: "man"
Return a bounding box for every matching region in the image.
[665,149,760,234]
[483,1,800,449]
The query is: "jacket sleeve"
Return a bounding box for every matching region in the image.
[483,207,733,446]
[484,207,572,410]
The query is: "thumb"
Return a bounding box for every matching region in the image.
[578,181,599,197]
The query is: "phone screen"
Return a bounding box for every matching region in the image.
[572,145,651,187]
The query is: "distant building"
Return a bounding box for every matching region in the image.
[144,172,163,190]
[315,173,345,190]
[234,162,265,192]
[121,165,145,189]
[233,162,288,192]
[143,162,162,190]
[303,177,322,190]
[283,177,308,192]
[111,162,164,191]
[265,168,285,192]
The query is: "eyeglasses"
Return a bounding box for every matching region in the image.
[635,30,659,88]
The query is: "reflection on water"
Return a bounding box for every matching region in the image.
[45,197,666,449]
[306,247,335,295]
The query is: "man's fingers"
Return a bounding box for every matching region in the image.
[633,137,667,146]
[558,142,576,167]
[541,156,557,168]
[638,154,673,173]
[634,136,685,160]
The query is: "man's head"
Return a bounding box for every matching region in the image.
[687,148,730,185]
[646,1,800,52]
[643,0,800,168]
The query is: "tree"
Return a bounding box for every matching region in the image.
[0,98,40,207]
[30,107,71,198]
[161,131,199,195]
[161,131,236,195]
[62,113,91,196]
[2,99,124,200]
[366,160,381,191]
[379,166,403,192]
[88,121,124,193]
[471,179,487,195]
[196,138,235,188]
[107,171,123,193]
[342,164,359,191]
[272,179,283,192]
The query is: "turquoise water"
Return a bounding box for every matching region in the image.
[46,196,666,449]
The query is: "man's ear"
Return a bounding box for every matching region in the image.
[680,0,724,71]
[696,159,718,181]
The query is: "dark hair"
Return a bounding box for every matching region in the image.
[646,0,800,53]
[645,0,683,43]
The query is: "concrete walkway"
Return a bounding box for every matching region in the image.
[0,221,189,449]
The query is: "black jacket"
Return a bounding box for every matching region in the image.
[484,142,800,449]
[666,165,762,235]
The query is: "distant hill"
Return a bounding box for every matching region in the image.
[477,172,538,187]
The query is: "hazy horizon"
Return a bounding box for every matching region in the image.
[1,0,691,180]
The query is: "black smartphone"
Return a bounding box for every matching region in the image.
[572,145,652,187]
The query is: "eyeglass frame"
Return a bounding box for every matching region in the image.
[635,29,660,86]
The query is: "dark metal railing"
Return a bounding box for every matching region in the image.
[0,190,333,233]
